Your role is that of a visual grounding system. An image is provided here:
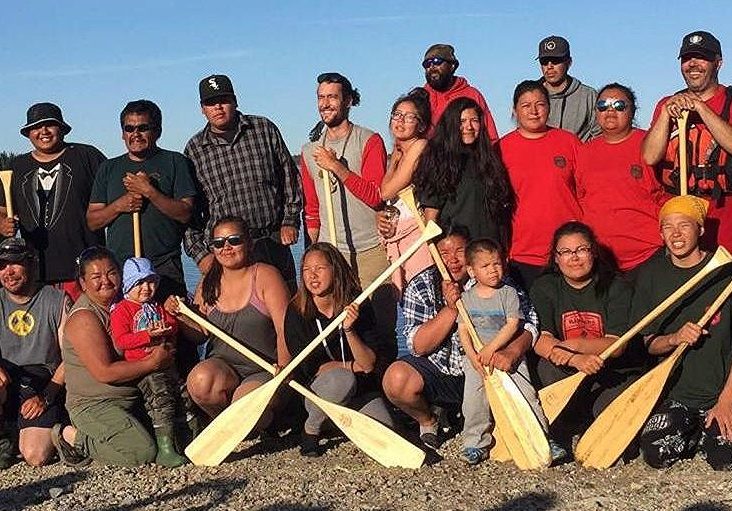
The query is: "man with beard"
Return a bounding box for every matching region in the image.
[0,238,70,468]
[421,44,499,141]
[300,72,396,361]
[184,74,302,291]
[536,35,600,142]
[642,31,732,251]
[0,103,106,301]
[88,100,196,299]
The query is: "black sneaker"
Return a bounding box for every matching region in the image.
[51,424,91,468]
[0,435,14,469]
[299,433,321,457]
[419,431,441,450]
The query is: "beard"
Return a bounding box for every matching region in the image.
[426,71,454,92]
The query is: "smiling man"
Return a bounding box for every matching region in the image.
[642,31,732,251]
[87,100,196,299]
[0,103,106,301]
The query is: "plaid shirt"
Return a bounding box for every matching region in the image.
[403,267,538,377]
[183,112,302,262]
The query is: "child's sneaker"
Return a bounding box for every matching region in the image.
[462,447,489,465]
[549,439,569,464]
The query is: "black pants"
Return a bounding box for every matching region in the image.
[251,237,297,294]
[138,368,181,429]
[640,399,732,470]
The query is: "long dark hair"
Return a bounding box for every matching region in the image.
[413,97,514,224]
[390,87,431,139]
[291,243,361,321]
[544,221,617,296]
[201,216,253,307]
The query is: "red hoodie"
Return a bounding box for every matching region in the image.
[424,76,499,142]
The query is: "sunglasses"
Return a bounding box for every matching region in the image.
[123,124,153,133]
[596,99,628,112]
[209,234,245,250]
[422,57,449,69]
[539,57,568,66]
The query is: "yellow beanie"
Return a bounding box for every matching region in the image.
[658,195,709,225]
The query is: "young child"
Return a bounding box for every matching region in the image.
[457,239,563,465]
[110,257,186,467]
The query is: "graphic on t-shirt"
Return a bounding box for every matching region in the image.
[133,304,163,333]
[7,310,35,336]
[469,309,507,338]
[561,310,604,339]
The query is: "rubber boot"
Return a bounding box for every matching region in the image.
[155,427,187,468]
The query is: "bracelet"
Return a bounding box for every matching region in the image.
[343,326,354,333]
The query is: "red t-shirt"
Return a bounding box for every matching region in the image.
[110,299,179,361]
[576,129,669,271]
[499,128,583,266]
[652,84,732,250]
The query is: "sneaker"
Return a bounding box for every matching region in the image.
[549,439,569,464]
[51,424,91,468]
[462,447,489,465]
[299,433,321,457]
[419,431,441,450]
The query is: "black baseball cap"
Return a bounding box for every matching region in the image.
[199,74,237,103]
[20,102,72,137]
[537,36,570,59]
[0,238,33,263]
[678,31,722,60]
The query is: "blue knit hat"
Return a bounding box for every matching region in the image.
[122,257,159,295]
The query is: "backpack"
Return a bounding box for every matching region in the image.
[660,85,732,202]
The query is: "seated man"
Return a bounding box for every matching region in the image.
[0,238,70,468]
[634,196,732,470]
[382,225,538,449]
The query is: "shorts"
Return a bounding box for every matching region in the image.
[1,363,66,429]
[400,354,464,408]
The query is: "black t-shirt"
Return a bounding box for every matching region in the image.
[530,272,644,368]
[284,299,387,392]
[90,148,197,263]
[631,251,732,409]
[7,144,106,282]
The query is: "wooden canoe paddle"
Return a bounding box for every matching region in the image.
[539,246,732,424]
[678,110,690,196]
[184,220,442,466]
[322,169,338,246]
[176,299,424,469]
[398,186,550,470]
[0,170,14,219]
[132,212,142,258]
[575,277,732,469]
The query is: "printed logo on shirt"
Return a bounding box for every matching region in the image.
[7,310,35,336]
[553,156,567,169]
[630,164,643,179]
[561,310,604,340]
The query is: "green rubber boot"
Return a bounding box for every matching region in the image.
[155,428,187,468]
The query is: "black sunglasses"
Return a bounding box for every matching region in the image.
[123,124,153,133]
[539,57,568,66]
[209,234,246,250]
[422,57,449,69]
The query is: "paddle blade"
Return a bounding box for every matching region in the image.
[484,370,550,470]
[488,425,512,462]
[292,381,424,469]
[538,371,586,424]
[185,377,280,466]
[575,350,684,469]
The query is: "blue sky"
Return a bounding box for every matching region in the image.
[1,1,731,159]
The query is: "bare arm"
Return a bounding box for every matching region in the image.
[258,264,292,367]
[86,195,142,231]
[342,304,376,373]
[641,104,673,166]
[380,139,427,200]
[123,172,193,224]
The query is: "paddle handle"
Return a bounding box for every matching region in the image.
[0,170,13,219]
[322,169,337,246]
[277,220,441,383]
[678,111,689,196]
[132,212,142,258]
[598,246,732,361]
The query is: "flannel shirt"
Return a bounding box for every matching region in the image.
[403,267,539,377]
[183,112,302,262]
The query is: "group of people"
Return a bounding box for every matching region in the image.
[0,29,731,473]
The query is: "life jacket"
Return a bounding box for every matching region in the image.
[660,86,732,202]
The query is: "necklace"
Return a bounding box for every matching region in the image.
[320,122,354,193]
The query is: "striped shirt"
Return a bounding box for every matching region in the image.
[183,112,302,262]
[403,266,538,376]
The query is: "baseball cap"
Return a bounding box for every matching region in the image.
[537,36,571,60]
[199,74,237,103]
[0,238,33,263]
[678,31,722,60]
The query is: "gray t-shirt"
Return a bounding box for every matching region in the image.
[458,284,523,345]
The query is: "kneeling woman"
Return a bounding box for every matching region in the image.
[530,222,644,448]
[285,243,394,457]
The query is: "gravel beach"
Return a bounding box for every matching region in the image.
[2,433,731,511]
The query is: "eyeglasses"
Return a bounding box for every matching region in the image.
[596,99,628,112]
[390,111,420,124]
[422,57,448,69]
[209,234,246,250]
[539,57,567,66]
[555,245,593,259]
[123,124,153,133]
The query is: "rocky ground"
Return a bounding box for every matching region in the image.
[1,433,731,511]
